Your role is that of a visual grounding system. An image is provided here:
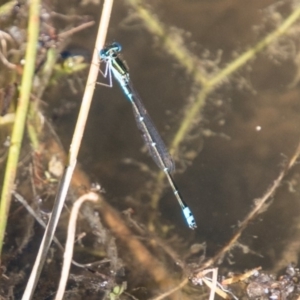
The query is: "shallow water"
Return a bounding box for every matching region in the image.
[2,0,300,298]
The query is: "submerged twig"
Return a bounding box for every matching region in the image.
[151,278,188,300]
[198,142,300,271]
[58,20,95,39]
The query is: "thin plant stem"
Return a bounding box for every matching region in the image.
[21,1,114,299]
[0,0,40,257]
[55,192,98,300]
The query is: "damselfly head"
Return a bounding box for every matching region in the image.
[99,42,122,60]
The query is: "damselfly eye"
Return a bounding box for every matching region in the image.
[111,42,122,52]
[99,49,108,59]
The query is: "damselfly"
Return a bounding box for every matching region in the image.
[99,42,197,230]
